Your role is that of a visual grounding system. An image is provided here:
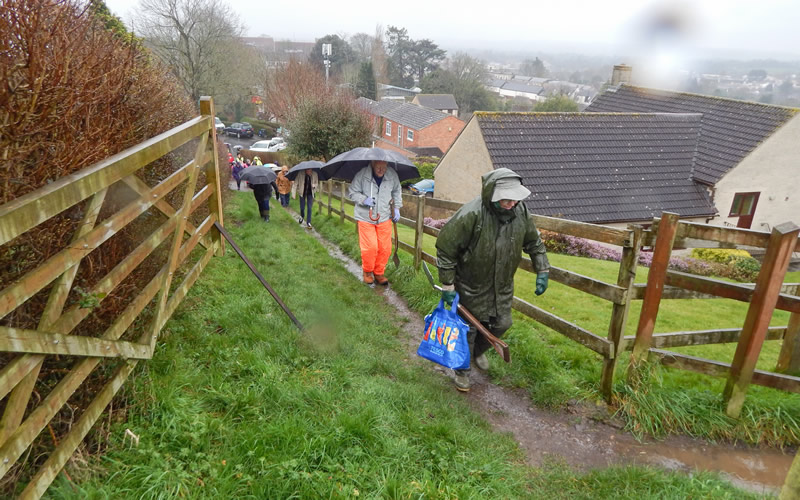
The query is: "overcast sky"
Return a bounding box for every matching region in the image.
[104,0,800,60]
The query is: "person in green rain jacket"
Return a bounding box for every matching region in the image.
[436,168,550,392]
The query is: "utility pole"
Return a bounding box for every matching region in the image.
[322,43,332,85]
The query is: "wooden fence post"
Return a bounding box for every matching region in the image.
[414,195,425,269]
[629,213,680,380]
[781,450,800,500]
[327,180,332,216]
[778,283,800,374]
[777,312,800,374]
[600,225,642,401]
[340,182,345,224]
[199,97,224,256]
[724,222,800,418]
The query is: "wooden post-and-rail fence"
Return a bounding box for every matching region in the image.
[319,182,800,409]
[0,97,224,498]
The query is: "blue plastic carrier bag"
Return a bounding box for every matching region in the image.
[417,293,470,370]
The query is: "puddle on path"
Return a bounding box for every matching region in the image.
[301,215,794,496]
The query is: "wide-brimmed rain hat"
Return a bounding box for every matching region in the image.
[491,177,531,202]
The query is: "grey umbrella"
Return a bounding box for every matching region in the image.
[286,160,328,181]
[321,147,419,181]
[238,165,277,184]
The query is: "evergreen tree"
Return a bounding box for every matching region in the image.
[356,61,377,100]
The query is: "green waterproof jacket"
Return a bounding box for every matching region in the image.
[435,168,550,322]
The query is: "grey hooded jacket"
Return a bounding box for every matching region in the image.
[347,165,403,224]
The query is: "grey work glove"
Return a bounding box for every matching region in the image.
[535,272,549,296]
[441,283,456,306]
[363,196,374,207]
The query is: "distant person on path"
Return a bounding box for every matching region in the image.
[348,160,402,286]
[253,156,263,166]
[276,165,292,207]
[232,161,245,190]
[292,168,318,229]
[435,168,550,392]
[253,178,278,222]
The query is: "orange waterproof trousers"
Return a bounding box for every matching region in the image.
[358,220,393,275]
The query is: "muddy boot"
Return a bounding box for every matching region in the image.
[261,209,270,222]
[454,372,470,392]
[373,274,389,286]
[363,271,374,284]
[474,353,489,371]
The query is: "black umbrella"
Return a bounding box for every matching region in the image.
[286,160,327,181]
[321,147,419,181]
[238,165,277,185]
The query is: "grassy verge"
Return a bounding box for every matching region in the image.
[46,194,760,499]
[312,193,800,447]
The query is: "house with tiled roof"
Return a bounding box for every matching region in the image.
[586,84,799,230]
[434,112,717,225]
[357,97,465,158]
[411,94,459,116]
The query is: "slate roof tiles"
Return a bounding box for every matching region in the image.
[585,85,797,184]
[474,112,717,223]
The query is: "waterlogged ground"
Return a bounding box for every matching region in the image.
[302,211,794,496]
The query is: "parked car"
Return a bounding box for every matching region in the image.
[214,117,225,134]
[248,140,274,153]
[409,179,434,195]
[225,122,254,138]
[266,137,287,152]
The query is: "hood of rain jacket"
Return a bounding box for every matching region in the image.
[435,168,549,322]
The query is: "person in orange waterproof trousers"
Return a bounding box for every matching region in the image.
[348,160,402,285]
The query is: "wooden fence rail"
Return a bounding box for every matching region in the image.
[0,97,224,498]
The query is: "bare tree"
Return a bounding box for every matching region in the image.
[371,24,389,85]
[448,52,487,82]
[134,0,246,102]
[350,32,373,62]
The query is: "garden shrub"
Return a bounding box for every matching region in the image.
[690,248,752,264]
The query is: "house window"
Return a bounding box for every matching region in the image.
[385,121,391,136]
[729,192,759,216]
[407,129,414,142]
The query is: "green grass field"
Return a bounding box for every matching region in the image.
[45,194,766,499]
[313,192,800,447]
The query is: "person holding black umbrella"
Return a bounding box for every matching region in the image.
[239,165,278,222]
[348,160,403,285]
[291,168,319,229]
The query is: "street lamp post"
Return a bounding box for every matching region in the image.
[322,43,332,85]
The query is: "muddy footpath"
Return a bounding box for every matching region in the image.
[280,202,794,496]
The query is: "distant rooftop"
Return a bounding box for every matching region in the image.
[414,94,458,111]
[586,84,798,185]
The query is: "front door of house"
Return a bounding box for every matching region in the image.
[729,192,760,229]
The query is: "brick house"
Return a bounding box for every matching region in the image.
[357,97,465,158]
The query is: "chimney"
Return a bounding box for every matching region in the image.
[611,64,632,86]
